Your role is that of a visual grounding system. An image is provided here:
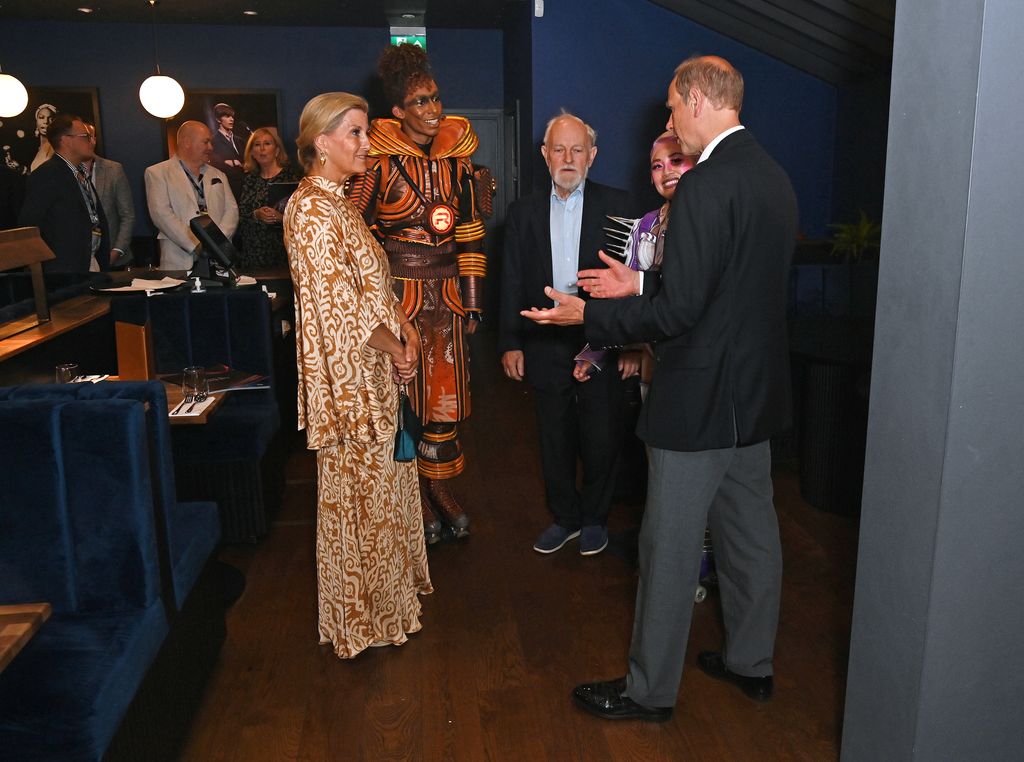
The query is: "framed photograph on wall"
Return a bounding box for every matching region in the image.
[164,89,280,198]
[0,87,102,178]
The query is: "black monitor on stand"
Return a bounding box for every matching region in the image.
[189,214,241,287]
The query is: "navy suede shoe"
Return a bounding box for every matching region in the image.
[533,524,580,554]
[572,677,673,722]
[579,525,608,556]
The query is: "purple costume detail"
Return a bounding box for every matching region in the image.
[574,202,672,373]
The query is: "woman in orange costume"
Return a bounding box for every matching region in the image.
[349,44,487,544]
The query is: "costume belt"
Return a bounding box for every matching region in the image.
[385,238,459,279]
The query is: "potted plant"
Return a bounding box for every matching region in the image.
[829,210,881,263]
[827,211,881,317]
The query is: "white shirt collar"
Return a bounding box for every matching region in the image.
[550,179,585,207]
[698,125,745,164]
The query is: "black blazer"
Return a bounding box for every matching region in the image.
[18,155,110,272]
[586,130,798,451]
[499,180,633,389]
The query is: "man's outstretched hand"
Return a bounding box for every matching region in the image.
[520,287,585,326]
[577,250,641,299]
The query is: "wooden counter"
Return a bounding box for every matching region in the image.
[0,294,110,365]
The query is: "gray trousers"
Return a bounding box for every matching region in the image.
[625,440,783,707]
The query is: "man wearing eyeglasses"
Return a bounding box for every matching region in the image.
[82,122,135,269]
[18,112,111,273]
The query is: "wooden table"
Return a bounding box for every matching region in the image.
[0,603,51,673]
[164,381,228,425]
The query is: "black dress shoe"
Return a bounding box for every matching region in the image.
[572,677,673,722]
[696,651,773,701]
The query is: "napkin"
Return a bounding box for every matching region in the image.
[104,277,186,292]
[169,395,217,417]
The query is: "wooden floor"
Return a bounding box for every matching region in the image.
[181,332,859,762]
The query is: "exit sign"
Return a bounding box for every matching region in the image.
[390,34,426,49]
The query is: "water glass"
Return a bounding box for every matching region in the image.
[181,366,208,399]
[55,363,79,383]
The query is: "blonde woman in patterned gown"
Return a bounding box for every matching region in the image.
[283,92,432,658]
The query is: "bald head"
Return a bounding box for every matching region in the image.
[176,120,213,170]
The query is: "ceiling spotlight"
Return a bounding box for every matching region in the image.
[401,13,416,19]
[243,9,257,15]
[77,6,94,12]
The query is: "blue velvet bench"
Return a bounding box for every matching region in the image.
[0,381,220,612]
[0,385,224,760]
[110,290,282,543]
[0,397,170,761]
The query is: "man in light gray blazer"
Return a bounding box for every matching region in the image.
[84,127,135,268]
[145,120,238,270]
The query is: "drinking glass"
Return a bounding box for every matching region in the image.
[182,366,208,399]
[55,363,79,383]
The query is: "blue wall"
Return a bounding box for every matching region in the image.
[1,20,503,237]
[529,0,837,237]
[3,8,874,240]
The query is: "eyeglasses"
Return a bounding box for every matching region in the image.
[67,133,97,142]
[405,94,441,109]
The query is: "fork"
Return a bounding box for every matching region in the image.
[170,394,193,415]
[184,391,208,414]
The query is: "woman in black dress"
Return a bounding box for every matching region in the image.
[238,127,299,269]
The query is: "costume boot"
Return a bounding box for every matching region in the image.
[420,483,443,545]
[426,478,469,539]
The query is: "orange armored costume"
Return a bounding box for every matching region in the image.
[348,44,487,543]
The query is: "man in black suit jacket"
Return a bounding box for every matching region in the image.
[523,56,798,722]
[18,113,110,273]
[499,113,637,557]
[210,103,246,199]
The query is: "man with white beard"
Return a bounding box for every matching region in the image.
[498,112,637,556]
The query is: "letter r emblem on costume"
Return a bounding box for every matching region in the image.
[427,203,455,235]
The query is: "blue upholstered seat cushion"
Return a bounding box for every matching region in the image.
[0,604,169,762]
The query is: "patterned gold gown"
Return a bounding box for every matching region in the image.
[283,175,432,659]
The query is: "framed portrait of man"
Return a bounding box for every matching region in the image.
[0,87,103,178]
[164,90,280,199]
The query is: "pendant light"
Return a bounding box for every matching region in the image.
[138,0,184,118]
[0,66,29,118]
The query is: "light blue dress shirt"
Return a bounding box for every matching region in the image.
[549,180,585,303]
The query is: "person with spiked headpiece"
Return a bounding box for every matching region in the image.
[349,43,489,545]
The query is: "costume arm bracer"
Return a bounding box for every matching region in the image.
[454,158,486,316]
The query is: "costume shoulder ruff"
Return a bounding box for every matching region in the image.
[368,116,479,160]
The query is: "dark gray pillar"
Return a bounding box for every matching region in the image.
[842,1,1024,759]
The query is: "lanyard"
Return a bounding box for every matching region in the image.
[66,158,99,226]
[180,162,207,213]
